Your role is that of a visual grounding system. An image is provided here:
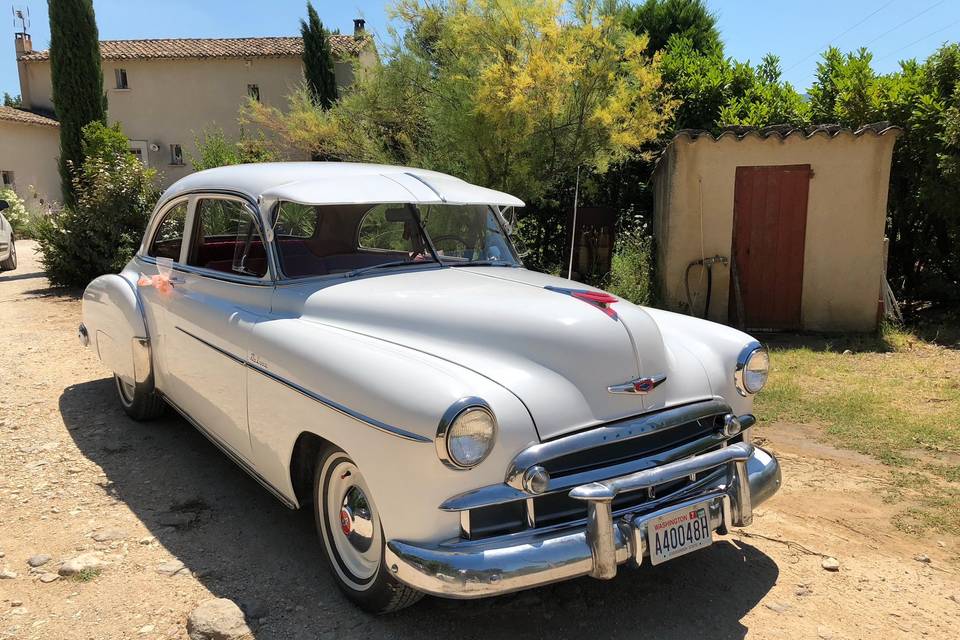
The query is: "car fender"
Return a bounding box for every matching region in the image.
[81,273,153,391]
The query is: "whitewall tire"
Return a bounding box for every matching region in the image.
[313,448,423,613]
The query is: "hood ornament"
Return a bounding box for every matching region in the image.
[544,286,619,320]
[608,374,667,395]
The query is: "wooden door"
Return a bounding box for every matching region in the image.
[730,165,811,330]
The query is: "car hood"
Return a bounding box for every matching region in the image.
[296,267,712,439]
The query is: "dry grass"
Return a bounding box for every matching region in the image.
[756,323,960,534]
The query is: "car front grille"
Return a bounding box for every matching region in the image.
[465,411,740,540]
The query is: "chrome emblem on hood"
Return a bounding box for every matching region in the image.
[608,374,667,395]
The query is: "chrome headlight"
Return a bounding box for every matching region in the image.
[735,342,769,396]
[436,398,497,469]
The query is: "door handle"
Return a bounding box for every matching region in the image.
[168,276,185,285]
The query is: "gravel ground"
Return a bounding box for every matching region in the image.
[1,241,959,639]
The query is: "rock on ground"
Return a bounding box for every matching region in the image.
[27,554,51,568]
[58,552,109,576]
[187,598,253,640]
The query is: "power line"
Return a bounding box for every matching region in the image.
[863,0,947,48]
[875,17,960,62]
[784,0,897,73]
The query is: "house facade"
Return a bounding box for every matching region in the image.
[4,21,374,207]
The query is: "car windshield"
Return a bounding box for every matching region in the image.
[271,202,519,279]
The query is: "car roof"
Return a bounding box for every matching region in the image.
[158,162,525,208]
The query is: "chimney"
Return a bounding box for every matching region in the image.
[14,32,32,56]
[353,18,365,36]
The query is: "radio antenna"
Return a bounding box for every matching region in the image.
[12,6,30,34]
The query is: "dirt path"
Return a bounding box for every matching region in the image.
[1,241,958,639]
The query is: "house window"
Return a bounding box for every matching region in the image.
[115,68,129,90]
[170,144,184,166]
[247,84,260,102]
[1,171,13,187]
[128,140,149,167]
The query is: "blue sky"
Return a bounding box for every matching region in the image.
[3,0,959,99]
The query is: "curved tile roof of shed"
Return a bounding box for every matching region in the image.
[671,122,902,142]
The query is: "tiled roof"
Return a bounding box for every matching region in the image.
[672,122,902,142]
[17,35,370,62]
[0,106,58,127]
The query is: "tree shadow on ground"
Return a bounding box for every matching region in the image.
[62,378,778,640]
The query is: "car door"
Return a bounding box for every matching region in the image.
[0,213,11,261]
[158,195,274,461]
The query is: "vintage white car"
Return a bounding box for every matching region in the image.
[0,200,17,272]
[79,163,780,613]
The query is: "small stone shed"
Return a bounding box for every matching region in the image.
[651,123,900,332]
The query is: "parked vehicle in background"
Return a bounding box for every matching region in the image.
[0,200,18,272]
[78,163,781,613]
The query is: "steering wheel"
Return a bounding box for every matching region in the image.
[430,234,472,256]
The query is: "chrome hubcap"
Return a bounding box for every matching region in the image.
[326,460,381,583]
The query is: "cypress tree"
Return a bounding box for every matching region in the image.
[49,0,107,207]
[300,2,338,109]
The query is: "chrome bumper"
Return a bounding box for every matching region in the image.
[385,443,780,599]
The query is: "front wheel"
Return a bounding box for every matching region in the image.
[314,449,424,614]
[114,374,166,421]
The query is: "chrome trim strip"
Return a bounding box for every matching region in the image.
[505,398,730,489]
[403,172,447,202]
[174,325,431,444]
[160,392,298,509]
[247,361,432,443]
[175,326,245,364]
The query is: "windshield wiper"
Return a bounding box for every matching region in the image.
[345,259,435,278]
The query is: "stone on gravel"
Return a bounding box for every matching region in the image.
[914,553,931,564]
[821,556,840,571]
[92,528,127,543]
[39,572,59,583]
[0,568,17,579]
[156,559,188,576]
[187,598,253,640]
[58,553,109,577]
[10,599,23,607]
[764,601,791,613]
[139,536,156,545]
[27,554,51,568]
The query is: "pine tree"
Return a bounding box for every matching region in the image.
[300,2,338,109]
[49,0,107,207]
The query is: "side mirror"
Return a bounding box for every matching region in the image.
[0,200,8,212]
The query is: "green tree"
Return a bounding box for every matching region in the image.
[620,0,721,55]
[2,93,21,107]
[34,123,158,287]
[718,54,809,127]
[48,0,107,208]
[809,47,881,126]
[300,1,339,109]
[188,127,277,171]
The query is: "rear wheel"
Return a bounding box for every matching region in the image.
[313,449,423,614]
[0,238,15,271]
[114,374,166,421]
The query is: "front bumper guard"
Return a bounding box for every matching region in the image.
[385,442,780,598]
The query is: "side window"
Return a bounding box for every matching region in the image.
[147,202,187,260]
[188,198,268,278]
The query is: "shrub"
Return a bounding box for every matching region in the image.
[606,229,654,306]
[34,122,159,287]
[188,127,276,172]
[0,188,31,237]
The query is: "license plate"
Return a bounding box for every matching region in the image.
[647,501,713,565]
